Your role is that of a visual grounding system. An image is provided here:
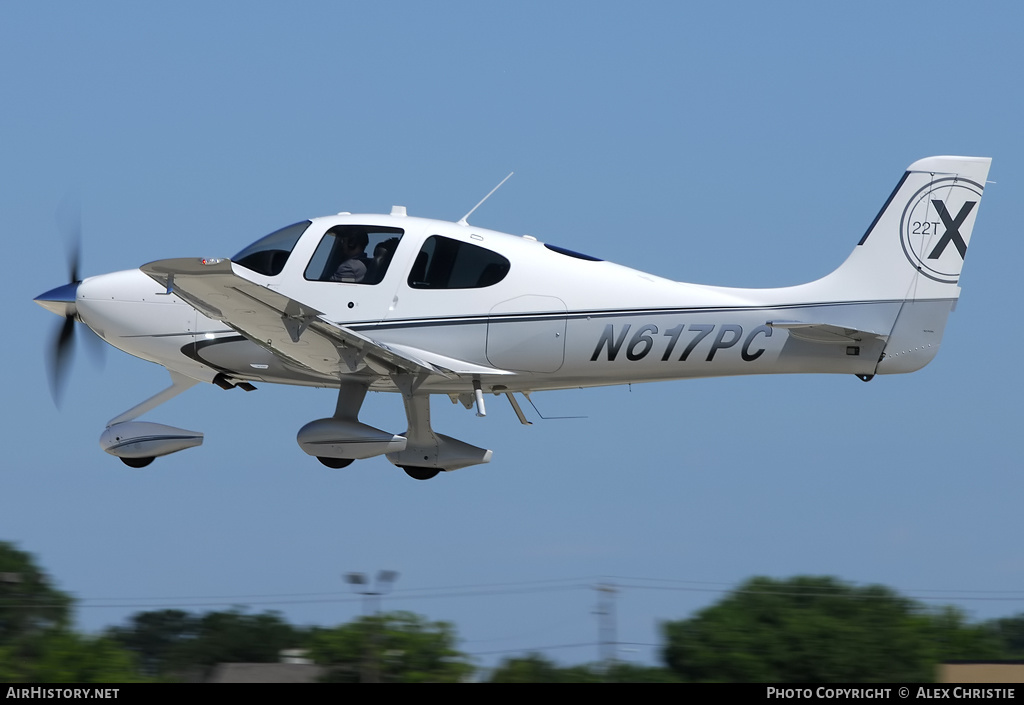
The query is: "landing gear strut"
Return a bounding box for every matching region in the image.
[385,390,491,475]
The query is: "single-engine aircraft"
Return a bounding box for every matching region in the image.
[35,155,991,480]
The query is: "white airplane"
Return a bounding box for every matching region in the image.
[35,155,990,480]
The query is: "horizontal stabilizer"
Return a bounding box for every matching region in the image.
[768,320,888,344]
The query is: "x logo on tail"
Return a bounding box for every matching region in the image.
[928,200,975,260]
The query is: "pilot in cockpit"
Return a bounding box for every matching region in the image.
[330,231,369,283]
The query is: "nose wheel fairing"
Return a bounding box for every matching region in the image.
[100,421,203,463]
[100,371,205,466]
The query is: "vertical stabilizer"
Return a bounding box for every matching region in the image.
[813,156,990,303]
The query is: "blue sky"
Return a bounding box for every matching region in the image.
[4,2,1024,670]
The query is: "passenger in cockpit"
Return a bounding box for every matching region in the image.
[365,236,400,284]
[330,231,370,283]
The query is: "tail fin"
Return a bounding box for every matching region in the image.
[795,156,991,375]
[814,155,990,303]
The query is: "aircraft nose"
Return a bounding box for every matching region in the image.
[73,268,180,342]
[34,281,80,318]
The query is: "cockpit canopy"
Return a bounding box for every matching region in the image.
[233,219,516,290]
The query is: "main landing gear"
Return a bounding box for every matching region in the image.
[297,379,492,480]
[99,370,493,479]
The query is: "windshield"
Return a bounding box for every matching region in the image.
[232,221,310,276]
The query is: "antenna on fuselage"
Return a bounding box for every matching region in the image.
[458,171,513,226]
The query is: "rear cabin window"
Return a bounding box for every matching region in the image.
[407,235,510,289]
[545,243,602,261]
[304,226,404,285]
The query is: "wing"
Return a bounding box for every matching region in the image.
[140,258,512,383]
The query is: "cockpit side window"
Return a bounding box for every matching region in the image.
[304,226,404,284]
[233,221,311,277]
[407,235,510,289]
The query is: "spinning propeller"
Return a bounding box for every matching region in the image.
[36,200,104,406]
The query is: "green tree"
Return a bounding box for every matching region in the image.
[604,661,682,683]
[925,606,1005,663]
[662,575,1002,683]
[309,611,473,683]
[984,614,1024,658]
[107,608,303,680]
[29,632,145,683]
[0,543,142,683]
[105,609,197,678]
[182,609,303,667]
[488,653,679,683]
[0,542,72,646]
[489,653,593,683]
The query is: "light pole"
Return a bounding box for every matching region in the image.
[345,570,399,683]
[595,582,617,679]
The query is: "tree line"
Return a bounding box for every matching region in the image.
[1,542,1022,682]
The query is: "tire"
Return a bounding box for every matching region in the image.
[401,466,440,481]
[318,457,354,469]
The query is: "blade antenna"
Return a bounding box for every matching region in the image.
[458,172,513,226]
